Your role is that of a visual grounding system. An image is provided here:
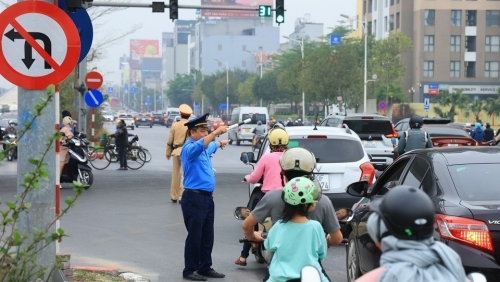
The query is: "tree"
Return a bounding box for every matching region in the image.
[237,76,257,104]
[433,90,468,121]
[483,98,500,120]
[327,21,352,37]
[213,73,240,106]
[253,72,282,104]
[166,74,195,107]
[464,99,486,122]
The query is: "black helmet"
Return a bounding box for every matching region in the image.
[409,115,423,129]
[486,123,491,128]
[369,186,434,241]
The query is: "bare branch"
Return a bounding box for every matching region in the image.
[87,23,142,63]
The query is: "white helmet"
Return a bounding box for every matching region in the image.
[279,147,317,173]
[62,116,73,126]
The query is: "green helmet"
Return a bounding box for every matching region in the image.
[283,177,320,205]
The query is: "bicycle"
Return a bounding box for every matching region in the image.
[129,135,152,162]
[89,137,147,170]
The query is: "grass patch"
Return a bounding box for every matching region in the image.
[73,270,134,282]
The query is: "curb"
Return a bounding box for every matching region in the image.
[73,266,150,282]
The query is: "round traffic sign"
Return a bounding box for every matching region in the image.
[0,1,81,90]
[378,100,387,110]
[84,89,103,108]
[85,71,103,89]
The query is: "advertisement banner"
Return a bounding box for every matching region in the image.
[201,0,273,18]
[129,39,160,70]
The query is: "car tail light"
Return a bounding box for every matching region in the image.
[436,214,494,252]
[359,162,375,186]
[238,126,241,134]
[307,135,327,139]
[385,126,399,138]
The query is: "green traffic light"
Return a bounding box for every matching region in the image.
[276,15,284,24]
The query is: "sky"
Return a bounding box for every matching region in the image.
[0,0,356,89]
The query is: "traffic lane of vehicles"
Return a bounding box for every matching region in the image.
[135,115,153,128]
[344,147,500,282]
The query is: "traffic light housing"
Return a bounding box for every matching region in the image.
[169,0,178,20]
[275,0,284,24]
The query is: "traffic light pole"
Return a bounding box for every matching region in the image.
[89,1,282,12]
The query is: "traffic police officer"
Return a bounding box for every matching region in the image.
[166,104,192,203]
[180,113,230,281]
[396,115,433,155]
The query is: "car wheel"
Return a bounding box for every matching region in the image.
[346,232,361,282]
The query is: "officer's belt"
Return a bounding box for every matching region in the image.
[172,143,184,150]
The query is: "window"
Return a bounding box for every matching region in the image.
[485,61,499,77]
[218,44,222,51]
[424,35,434,52]
[390,0,394,5]
[451,10,462,26]
[369,158,411,195]
[450,35,461,52]
[450,61,461,77]
[396,12,400,29]
[384,16,388,31]
[486,10,500,27]
[424,61,434,77]
[486,36,500,52]
[449,164,500,202]
[321,118,341,127]
[425,10,435,26]
[402,157,434,195]
[373,20,377,34]
[466,10,477,26]
[389,15,394,30]
[288,139,365,163]
[343,119,394,135]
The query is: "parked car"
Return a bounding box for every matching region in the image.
[151,113,165,126]
[165,114,177,127]
[344,147,500,282]
[134,113,153,128]
[244,126,375,209]
[320,114,398,171]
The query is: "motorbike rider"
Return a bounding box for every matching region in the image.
[355,186,469,282]
[59,116,75,176]
[265,177,329,282]
[242,147,343,276]
[2,120,17,152]
[471,122,485,143]
[464,123,472,136]
[395,115,433,155]
[236,127,289,266]
[484,123,494,142]
[251,120,267,149]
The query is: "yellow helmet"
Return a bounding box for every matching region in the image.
[268,128,289,146]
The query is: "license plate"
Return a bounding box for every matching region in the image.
[142,118,146,121]
[448,144,459,146]
[315,174,330,190]
[155,119,159,121]
[244,128,251,132]
[363,141,376,148]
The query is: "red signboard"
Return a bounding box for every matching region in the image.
[201,0,274,18]
[0,1,80,90]
[428,89,439,95]
[129,39,160,70]
[85,71,103,89]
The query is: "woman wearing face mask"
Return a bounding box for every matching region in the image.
[110,119,129,170]
[355,186,469,282]
[59,116,75,176]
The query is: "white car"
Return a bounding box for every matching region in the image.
[118,114,134,130]
[248,126,376,209]
[101,111,115,122]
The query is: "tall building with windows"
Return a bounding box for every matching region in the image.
[360,0,500,102]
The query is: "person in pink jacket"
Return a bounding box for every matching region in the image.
[355,186,469,282]
[235,127,289,266]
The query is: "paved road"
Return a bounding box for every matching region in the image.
[0,124,349,282]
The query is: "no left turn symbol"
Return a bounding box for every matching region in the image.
[0,1,81,90]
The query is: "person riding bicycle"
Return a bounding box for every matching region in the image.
[355,186,468,282]
[395,115,432,155]
[236,127,289,266]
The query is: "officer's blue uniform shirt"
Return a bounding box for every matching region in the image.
[180,113,219,192]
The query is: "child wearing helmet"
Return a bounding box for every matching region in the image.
[236,127,289,266]
[264,177,329,282]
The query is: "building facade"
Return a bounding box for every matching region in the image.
[360,0,500,102]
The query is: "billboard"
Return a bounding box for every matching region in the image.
[129,39,160,70]
[201,0,273,18]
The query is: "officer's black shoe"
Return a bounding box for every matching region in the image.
[183,271,207,281]
[199,269,225,278]
[171,199,177,203]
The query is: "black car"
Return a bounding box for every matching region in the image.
[165,114,177,128]
[344,147,500,282]
[134,113,153,128]
[151,113,165,126]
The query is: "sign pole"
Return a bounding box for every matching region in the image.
[91,108,95,146]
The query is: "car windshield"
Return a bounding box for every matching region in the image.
[288,138,364,163]
[343,119,393,135]
[242,114,266,124]
[449,164,498,202]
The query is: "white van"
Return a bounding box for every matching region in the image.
[228,107,269,145]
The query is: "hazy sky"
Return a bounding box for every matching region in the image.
[0,0,356,89]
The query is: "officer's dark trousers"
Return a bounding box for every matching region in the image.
[181,190,215,277]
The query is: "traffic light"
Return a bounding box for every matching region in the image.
[169,0,178,20]
[275,0,284,24]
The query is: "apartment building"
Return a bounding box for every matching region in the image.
[361,0,500,102]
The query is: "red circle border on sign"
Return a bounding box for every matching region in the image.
[85,71,103,89]
[0,1,81,90]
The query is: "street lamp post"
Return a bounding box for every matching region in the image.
[283,36,305,119]
[215,59,229,116]
[190,68,205,115]
[341,14,368,113]
[245,46,263,106]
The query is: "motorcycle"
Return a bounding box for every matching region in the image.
[4,134,17,161]
[61,136,93,189]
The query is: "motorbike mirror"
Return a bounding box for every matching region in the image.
[297,266,322,282]
[240,152,249,164]
[346,181,368,197]
[467,272,487,282]
[336,208,354,222]
[234,207,250,220]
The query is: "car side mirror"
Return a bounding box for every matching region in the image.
[240,152,255,164]
[233,207,250,220]
[346,181,368,197]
